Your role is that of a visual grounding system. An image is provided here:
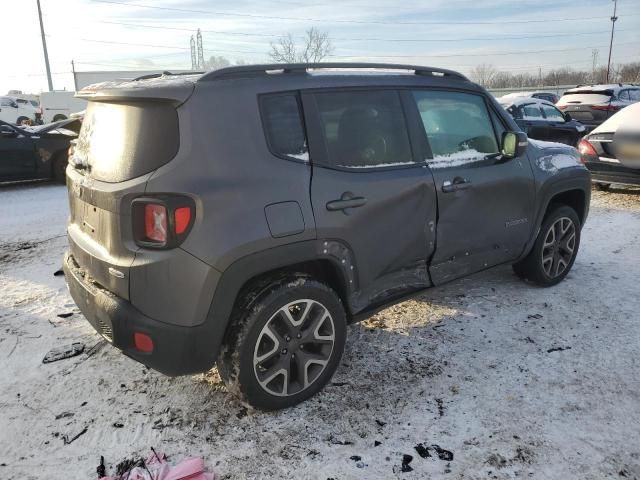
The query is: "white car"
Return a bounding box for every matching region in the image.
[39,91,87,124]
[0,96,39,125]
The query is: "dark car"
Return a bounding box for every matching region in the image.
[499,97,586,146]
[63,63,591,410]
[557,84,640,132]
[578,102,640,190]
[0,118,81,183]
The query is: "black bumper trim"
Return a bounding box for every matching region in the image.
[63,252,217,376]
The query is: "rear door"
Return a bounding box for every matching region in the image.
[303,89,437,311]
[407,89,535,284]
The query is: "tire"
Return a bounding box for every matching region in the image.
[16,116,29,125]
[52,153,68,184]
[513,205,581,287]
[594,183,611,192]
[217,275,347,410]
[53,114,67,122]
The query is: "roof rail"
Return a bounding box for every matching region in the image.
[133,70,204,81]
[198,63,468,82]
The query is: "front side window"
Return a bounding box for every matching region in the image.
[412,90,499,168]
[618,90,630,101]
[629,89,640,101]
[541,105,565,122]
[0,98,13,107]
[313,90,413,169]
[260,93,309,162]
[522,104,543,119]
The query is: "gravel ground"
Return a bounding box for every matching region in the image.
[0,183,639,479]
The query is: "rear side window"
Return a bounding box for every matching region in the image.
[260,94,308,162]
[412,90,499,166]
[522,104,543,119]
[313,90,413,169]
[629,90,640,101]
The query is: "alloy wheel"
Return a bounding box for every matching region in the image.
[253,299,335,397]
[541,217,576,278]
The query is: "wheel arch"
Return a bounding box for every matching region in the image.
[202,240,354,368]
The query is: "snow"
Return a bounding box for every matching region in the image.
[427,149,486,169]
[498,97,555,109]
[2,183,640,478]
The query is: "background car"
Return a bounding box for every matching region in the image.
[0,117,81,183]
[499,97,586,146]
[578,102,640,191]
[557,84,640,132]
[0,95,40,125]
[498,90,559,104]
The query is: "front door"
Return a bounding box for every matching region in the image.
[406,89,535,284]
[0,124,37,181]
[303,89,437,312]
[516,102,549,141]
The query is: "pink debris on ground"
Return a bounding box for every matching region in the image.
[101,451,215,480]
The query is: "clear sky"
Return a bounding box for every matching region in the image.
[2,0,639,94]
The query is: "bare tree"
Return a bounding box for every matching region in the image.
[207,56,231,70]
[470,64,498,87]
[269,27,333,63]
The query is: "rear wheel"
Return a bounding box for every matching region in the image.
[16,116,29,125]
[513,205,580,286]
[594,182,611,191]
[53,114,67,122]
[217,275,346,410]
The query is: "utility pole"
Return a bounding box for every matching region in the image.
[606,0,618,83]
[36,0,53,91]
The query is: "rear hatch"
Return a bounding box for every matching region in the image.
[557,90,615,126]
[66,76,194,298]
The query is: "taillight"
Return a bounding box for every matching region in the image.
[558,105,568,111]
[591,104,619,112]
[132,195,195,249]
[144,204,167,243]
[577,138,597,164]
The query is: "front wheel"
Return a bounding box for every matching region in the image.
[513,205,581,286]
[217,276,347,410]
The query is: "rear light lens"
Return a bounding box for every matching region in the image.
[577,138,597,164]
[174,207,192,235]
[133,195,195,249]
[591,104,619,112]
[144,204,167,243]
[134,332,154,353]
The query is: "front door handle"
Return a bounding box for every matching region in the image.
[326,192,367,211]
[442,177,472,193]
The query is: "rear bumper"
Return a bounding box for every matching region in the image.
[63,251,217,376]
[585,161,640,186]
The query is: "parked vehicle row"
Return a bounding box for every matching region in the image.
[0,96,41,125]
[62,63,591,410]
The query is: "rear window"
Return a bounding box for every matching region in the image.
[558,91,613,105]
[74,101,178,183]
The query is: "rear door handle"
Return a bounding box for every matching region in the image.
[326,193,367,211]
[442,177,472,193]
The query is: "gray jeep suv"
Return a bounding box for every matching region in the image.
[63,63,591,409]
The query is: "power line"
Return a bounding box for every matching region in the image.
[56,18,632,43]
[65,36,636,59]
[90,0,640,25]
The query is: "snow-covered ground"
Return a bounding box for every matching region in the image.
[1,182,639,479]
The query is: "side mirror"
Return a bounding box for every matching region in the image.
[563,112,572,122]
[10,102,18,109]
[501,131,528,159]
